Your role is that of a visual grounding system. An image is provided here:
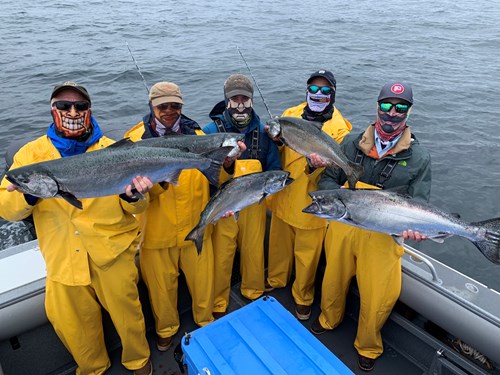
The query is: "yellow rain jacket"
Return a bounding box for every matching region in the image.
[270,103,352,229]
[125,123,218,331]
[0,135,150,373]
[0,136,146,285]
[125,124,215,249]
[267,103,352,305]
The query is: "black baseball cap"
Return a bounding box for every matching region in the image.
[51,81,91,103]
[377,81,413,104]
[307,70,336,88]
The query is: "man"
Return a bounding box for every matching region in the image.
[203,73,281,318]
[265,70,352,321]
[310,81,431,371]
[124,82,245,351]
[0,81,153,375]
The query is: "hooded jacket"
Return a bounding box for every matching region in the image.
[203,101,281,173]
[318,124,431,201]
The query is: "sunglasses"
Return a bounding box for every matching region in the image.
[307,85,334,95]
[156,103,182,111]
[53,101,90,111]
[378,102,410,114]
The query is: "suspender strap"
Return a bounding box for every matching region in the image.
[376,159,398,188]
[250,128,260,159]
[215,119,226,133]
[354,149,364,165]
[354,149,398,189]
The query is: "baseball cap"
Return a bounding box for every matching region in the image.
[307,70,336,88]
[378,81,413,104]
[51,81,91,103]
[224,74,253,99]
[149,82,183,106]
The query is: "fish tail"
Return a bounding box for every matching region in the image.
[471,217,500,265]
[185,225,206,255]
[346,160,365,190]
[199,147,233,187]
[201,160,223,187]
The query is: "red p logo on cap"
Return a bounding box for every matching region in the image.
[391,84,405,94]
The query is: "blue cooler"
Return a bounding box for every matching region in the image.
[181,296,353,374]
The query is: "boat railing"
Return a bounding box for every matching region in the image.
[403,244,441,284]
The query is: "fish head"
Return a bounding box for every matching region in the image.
[303,192,347,219]
[6,169,59,198]
[264,171,294,194]
[222,134,245,158]
[266,118,282,139]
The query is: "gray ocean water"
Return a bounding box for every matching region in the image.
[1,0,499,290]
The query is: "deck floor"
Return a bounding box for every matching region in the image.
[4,272,494,374]
[103,281,423,375]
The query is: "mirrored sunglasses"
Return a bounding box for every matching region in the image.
[378,102,410,114]
[307,85,334,95]
[53,101,90,111]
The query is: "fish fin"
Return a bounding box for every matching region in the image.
[199,146,233,187]
[218,177,234,190]
[163,170,182,186]
[59,191,83,209]
[162,129,182,137]
[185,225,206,255]
[429,235,450,243]
[471,217,500,264]
[258,193,269,204]
[309,121,324,130]
[107,138,136,149]
[391,235,404,246]
[346,160,364,190]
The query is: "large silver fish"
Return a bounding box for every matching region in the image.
[303,189,500,264]
[6,139,232,209]
[186,170,294,253]
[266,116,364,189]
[134,131,245,158]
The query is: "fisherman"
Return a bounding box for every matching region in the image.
[0,81,153,375]
[124,81,245,351]
[265,70,352,321]
[203,73,281,318]
[309,81,431,371]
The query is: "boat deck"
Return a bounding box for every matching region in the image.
[1,250,498,375]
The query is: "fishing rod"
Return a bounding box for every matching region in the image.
[126,42,150,94]
[237,46,273,119]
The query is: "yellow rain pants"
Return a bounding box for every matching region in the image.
[45,245,150,375]
[140,238,215,338]
[318,221,404,359]
[213,159,265,313]
[267,215,326,305]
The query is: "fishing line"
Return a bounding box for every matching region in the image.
[237,46,273,119]
[126,42,150,94]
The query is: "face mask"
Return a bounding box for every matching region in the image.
[51,108,91,138]
[375,106,410,141]
[227,98,253,125]
[306,92,331,113]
